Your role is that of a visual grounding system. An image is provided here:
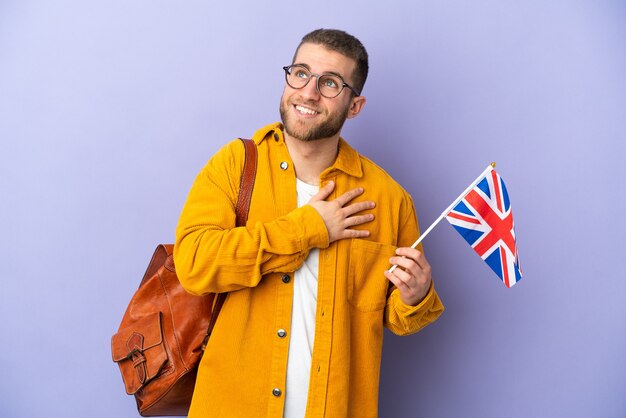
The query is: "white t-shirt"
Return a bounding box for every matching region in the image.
[284,179,319,418]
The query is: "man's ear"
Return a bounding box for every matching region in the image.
[346,95,366,119]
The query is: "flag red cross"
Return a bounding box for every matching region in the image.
[465,189,516,257]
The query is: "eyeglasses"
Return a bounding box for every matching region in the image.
[282,64,360,98]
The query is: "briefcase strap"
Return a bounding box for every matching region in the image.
[236,138,258,228]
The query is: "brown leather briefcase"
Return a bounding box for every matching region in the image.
[111,138,257,416]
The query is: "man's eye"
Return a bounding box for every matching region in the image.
[322,78,339,89]
[295,70,309,79]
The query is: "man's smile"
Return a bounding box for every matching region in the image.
[294,104,320,116]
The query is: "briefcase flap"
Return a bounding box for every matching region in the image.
[111,312,169,395]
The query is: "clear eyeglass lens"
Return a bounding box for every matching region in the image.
[288,67,310,87]
[318,75,342,97]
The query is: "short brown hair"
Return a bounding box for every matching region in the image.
[293,28,369,96]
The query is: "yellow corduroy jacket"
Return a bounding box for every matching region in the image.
[174,122,444,418]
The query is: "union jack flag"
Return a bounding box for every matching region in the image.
[445,166,522,287]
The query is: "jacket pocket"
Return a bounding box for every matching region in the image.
[348,239,397,312]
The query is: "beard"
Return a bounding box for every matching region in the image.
[279,96,350,142]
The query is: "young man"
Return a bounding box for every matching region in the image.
[174,28,444,418]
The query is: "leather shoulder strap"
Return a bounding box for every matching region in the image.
[204,138,257,347]
[235,138,257,227]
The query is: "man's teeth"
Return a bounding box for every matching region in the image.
[296,105,318,115]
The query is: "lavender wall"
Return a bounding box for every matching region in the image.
[1,1,624,417]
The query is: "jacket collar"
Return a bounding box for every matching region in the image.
[253,122,363,179]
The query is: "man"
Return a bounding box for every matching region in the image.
[174,28,444,418]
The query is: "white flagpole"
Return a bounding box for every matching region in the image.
[388,162,496,273]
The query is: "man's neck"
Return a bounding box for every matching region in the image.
[284,133,339,186]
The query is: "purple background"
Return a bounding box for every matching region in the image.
[1,1,624,417]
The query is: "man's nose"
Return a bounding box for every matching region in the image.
[299,76,321,100]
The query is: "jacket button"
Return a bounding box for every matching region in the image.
[277,329,287,338]
[272,388,282,397]
[281,274,291,283]
[280,161,289,170]
[273,132,280,141]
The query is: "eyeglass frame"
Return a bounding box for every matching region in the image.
[282,64,361,98]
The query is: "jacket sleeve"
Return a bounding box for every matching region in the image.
[384,193,444,335]
[174,140,329,296]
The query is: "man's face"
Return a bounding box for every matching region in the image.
[280,42,358,142]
